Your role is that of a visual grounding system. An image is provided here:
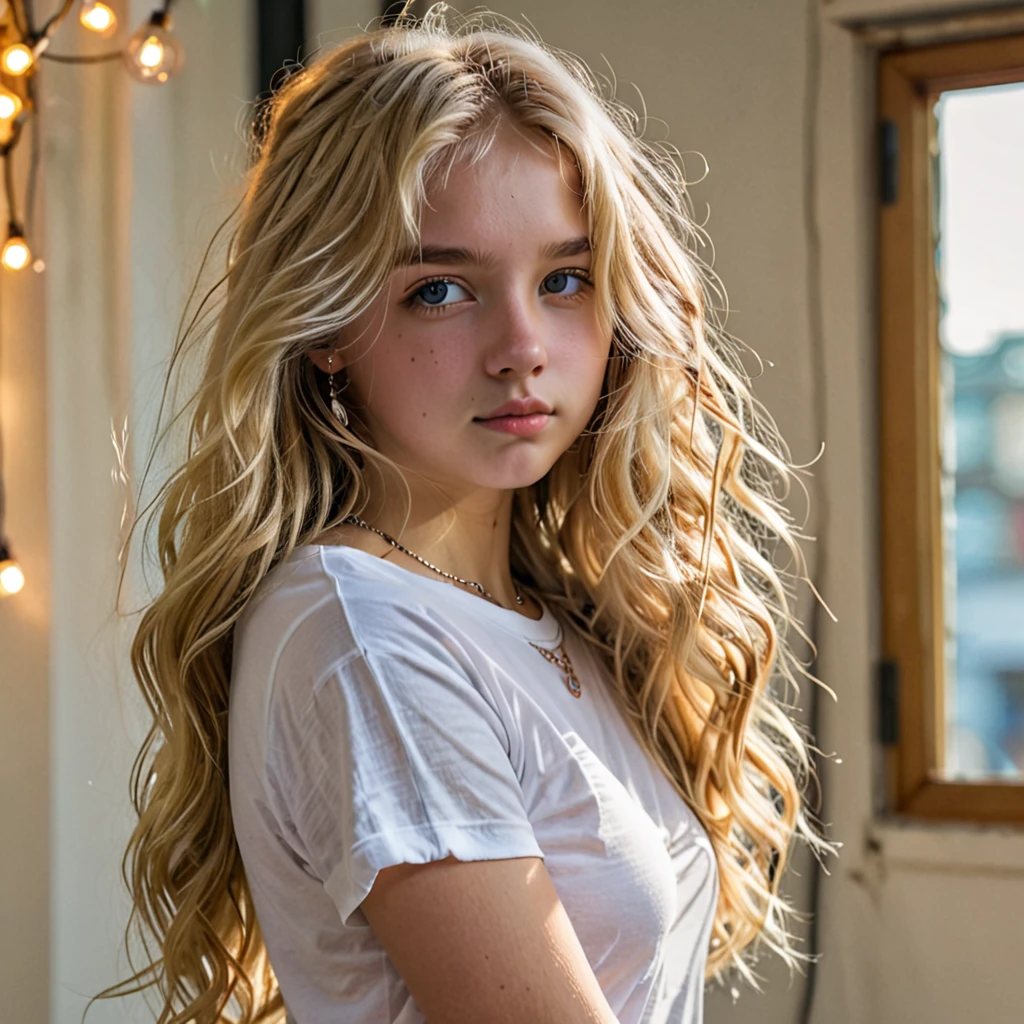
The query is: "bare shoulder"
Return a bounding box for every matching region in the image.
[360,853,619,1024]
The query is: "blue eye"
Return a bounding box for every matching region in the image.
[544,271,583,295]
[415,279,471,308]
[403,268,589,315]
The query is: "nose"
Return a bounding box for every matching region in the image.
[483,290,550,378]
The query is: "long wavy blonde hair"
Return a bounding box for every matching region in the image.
[88,5,839,1022]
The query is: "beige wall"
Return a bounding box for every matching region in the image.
[1,0,1021,1021]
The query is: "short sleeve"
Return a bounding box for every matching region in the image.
[265,625,545,928]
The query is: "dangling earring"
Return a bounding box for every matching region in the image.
[327,354,349,428]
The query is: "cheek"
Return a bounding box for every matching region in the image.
[577,344,613,426]
[565,327,612,394]
[370,343,470,423]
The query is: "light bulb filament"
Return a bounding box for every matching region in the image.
[139,37,165,69]
[80,2,118,35]
[2,235,31,271]
[1,43,34,76]
[0,560,25,595]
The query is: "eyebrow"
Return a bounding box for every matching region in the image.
[394,235,592,269]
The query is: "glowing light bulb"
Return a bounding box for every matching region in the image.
[124,12,184,84]
[0,559,25,596]
[80,1,118,37]
[2,43,34,76]
[0,86,23,122]
[2,234,31,270]
[0,544,25,597]
[139,36,163,68]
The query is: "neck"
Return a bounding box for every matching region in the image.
[350,485,522,609]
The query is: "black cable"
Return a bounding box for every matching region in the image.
[24,76,40,242]
[797,0,830,1021]
[2,149,20,227]
[40,51,123,63]
[35,0,75,42]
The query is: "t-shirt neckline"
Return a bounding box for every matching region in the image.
[294,544,563,644]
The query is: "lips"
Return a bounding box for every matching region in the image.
[475,396,553,420]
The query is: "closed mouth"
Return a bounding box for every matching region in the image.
[474,412,552,421]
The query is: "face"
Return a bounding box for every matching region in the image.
[310,117,610,507]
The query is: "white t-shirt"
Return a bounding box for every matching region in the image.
[228,544,719,1024]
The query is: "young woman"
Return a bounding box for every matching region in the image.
[92,5,838,1023]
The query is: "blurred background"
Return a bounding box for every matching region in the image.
[1,1,1022,1021]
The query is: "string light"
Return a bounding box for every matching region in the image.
[0,541,25,597]
[79,2,118,38]
[0,3,185,282]
[0,2,185,599]
[1,225,30,271]
[124,10,185,84]
[1,42,35,75]
[0,86,23,122]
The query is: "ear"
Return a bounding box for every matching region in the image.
[306,344,344,376]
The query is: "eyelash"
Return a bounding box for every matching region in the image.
[402,268,595,317]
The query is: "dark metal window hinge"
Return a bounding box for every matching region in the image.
[878,658,900,746]
[879,120,899,206]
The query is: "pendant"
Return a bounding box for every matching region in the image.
[563,663,582,699]
[529,640,582,699]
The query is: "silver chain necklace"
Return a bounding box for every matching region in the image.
[341,514,582,698]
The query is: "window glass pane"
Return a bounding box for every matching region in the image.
[935,81,1024,780]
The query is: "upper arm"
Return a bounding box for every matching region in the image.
[270,629,551,928]
[264,611,616,1019]
[360,852,620,1024]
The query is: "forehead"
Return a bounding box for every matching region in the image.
[413,120,586,250]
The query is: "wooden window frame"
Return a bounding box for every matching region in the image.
[878,31,1024,824]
